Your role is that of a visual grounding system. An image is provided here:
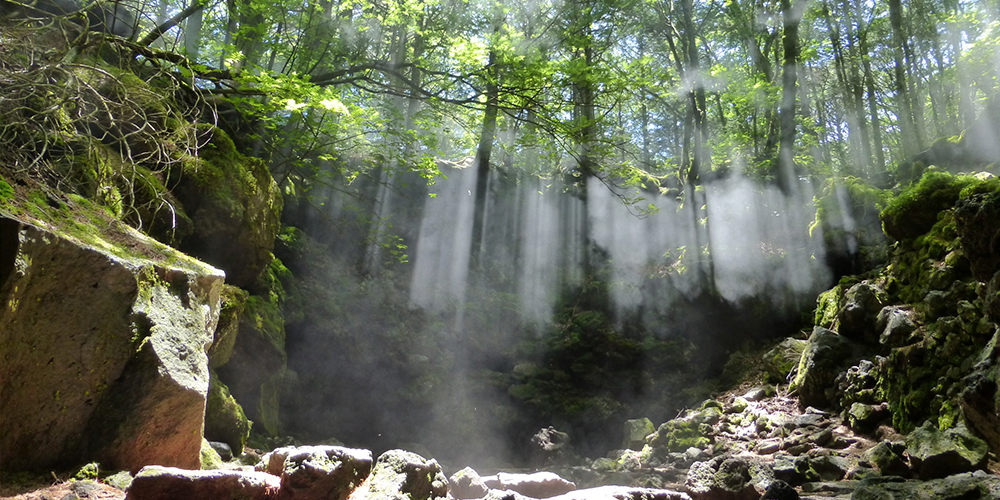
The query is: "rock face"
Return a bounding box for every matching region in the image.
[0,216,224,472]
[125,465,280,500]
[347,449,448,500]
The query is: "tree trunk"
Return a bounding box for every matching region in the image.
[779,0,806,191]
[470,48,499,264]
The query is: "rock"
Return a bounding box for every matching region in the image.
[347,449,447,500]
[200,438,224,469]
[125,465,280,500]
[649,415,713,454]
[622,418,656,451]
[0,217,224,473]
[790,327,858,408]
[207,284,248,368]
[954,190,1000,284]
[496,471,576,498]
[546,485,691,500]
[837,283,888,342]
[531,426,573,465]
[725,397,749,414]
[170,125,283,289]
[851,471,1000,500]
[105,470,134,490]
[216,293,287,436]
[876,306,918,348]
[204,370,252,456]
[763,338,807,383]
[208,441,233,461]
[449,467,489,500]
[806,454,850,481]
[742,386,774,401]
[863,441,909,477]
[260,445,373,500]
[684,456,758,500]
[847,402,889,433]
[905,421,988,479]
[959,328,999,455]
[760,480,798,500]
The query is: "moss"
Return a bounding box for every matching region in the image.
[814,285,845,328]
[73,462,100,480]
[204,372,251,456]
[257,370,285,436]
[200,438,224,470]
[649,418,713,453]
[244,295,286,353]
[882,170,989,241]
[0,178,13,204]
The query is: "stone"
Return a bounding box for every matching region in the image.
[684,456,758,500]
[790,327,858,408]
[876,306,918,348]
[260,445,373,500]
[847,402,890,433]
[531,426,572,465]
[622,418,656,450]
[649,415,713,453]
[207,284,248,368]
[449,467,489,500]
[209,441,233,461]
[200,438,224,470]
[347,449,447,500]
[204,371,252,456]
[0,217,224,473]
[851,471,1000,500]
[959,328,999,455]
[863,441,909,477]
[760,480,798,500]
[905,421,988,479]
[837,282,888,342]
[496,471,576,498]
[124,465,280,500]
[170,125,283,289]
[763,338,807,383]
[806,454,850,481]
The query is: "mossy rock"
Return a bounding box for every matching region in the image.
[648,417,713,453]
[881,170,985,242]
[169,125,283,288]
[204,370,252,455]
[208,285,249,369]
[200,438,225,470]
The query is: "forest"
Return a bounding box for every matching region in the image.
[1,0,1000,496]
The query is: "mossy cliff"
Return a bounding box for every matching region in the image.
[801,169,1000,455]
[0,25,286,473]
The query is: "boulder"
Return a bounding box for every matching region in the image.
[790,327,857,408]
[876,306,918,348]
[763,338,807,383]
[760,480,798,500]
[347,449,447,500]
[449,467,489,500]
[170,125,283,289]
[622,418,656,451]
[837,283,888,342]
[125,465,280,500]
[258,445,373,500]
[496,471,576,498]
[862,441,909,477]
[0,216,223,473]
[684,456,758,500]
[905,421,988,479]
[530,426,573,465]
[204,370,252,456]
[851,471,1000,500]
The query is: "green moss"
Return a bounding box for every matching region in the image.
[73,462,100,480]
[0,178,13,204]
[200,438,224,470]
[882,170,986,241]
[649,418,713,453]
[204,372,251,455]
[244,295,286,353]
[814,285,845,328]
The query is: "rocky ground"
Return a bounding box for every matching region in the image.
[2,379,997,500]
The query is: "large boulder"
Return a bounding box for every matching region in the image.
[170,125,282,288]
[836,282,888,342]
[449,467,489,500]
[790,327,857,408]
[905,421,988,479]
[258,445,373,500]
[347,449,448,500]
[0,214,223,473]
[125,465,280,500]
[622,418,656,451]
[684,456,759,500]
[495,472,576,498]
